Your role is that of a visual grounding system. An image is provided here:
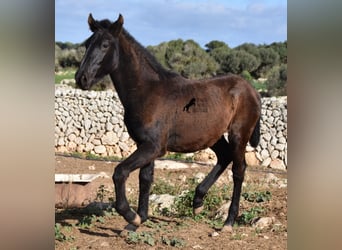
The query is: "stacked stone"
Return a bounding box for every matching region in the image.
[55,85,136,158]
[55,85,287,169]
[255,97,287,170]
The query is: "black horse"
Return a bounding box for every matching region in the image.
[75,14,261,233]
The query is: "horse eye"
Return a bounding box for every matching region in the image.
[102,42,109,49]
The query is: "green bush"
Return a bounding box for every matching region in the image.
[265,64,287,96]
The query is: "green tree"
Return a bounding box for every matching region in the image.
[265,64,287,96]
[205,40,230,52]
[205,40,231,74]
[149,39,218,79]
[267,41,287,64]
[147,42,169,68]
[255,47,280,77]
[221,50,259,75]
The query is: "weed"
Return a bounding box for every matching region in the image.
[126,231,156,246]
[55,223,74,242]
[238,207,265,225]
[173,190,195,217]
[96,184,111,203]
[162,236,186,247]
[151,179,180,196]
[162,152,194,162]
[77,215,97,229]
[242,191,272,203]
[170,179,231,221]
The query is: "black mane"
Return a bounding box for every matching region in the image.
[121,28,178,79]
[96,19,178,80]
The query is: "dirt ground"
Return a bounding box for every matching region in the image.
[55,155,287,249]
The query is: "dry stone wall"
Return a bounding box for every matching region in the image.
[55,85,287,170]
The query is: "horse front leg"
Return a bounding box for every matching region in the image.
[137,161,154,222]
[112,142,159,229]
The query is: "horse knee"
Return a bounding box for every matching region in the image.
[139,168,154,183]
[112,164,129,184]
[231,165,245,183]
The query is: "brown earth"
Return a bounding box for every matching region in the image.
[55,155,287,249]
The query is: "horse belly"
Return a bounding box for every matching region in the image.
[167,113,228,153]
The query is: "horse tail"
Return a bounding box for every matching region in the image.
[249,117,260,148]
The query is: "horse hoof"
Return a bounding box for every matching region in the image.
[193,206,204,215]
[221,225,233,233]
[124,223,138,232]
[131,214,141,226]
[120,223,138,238]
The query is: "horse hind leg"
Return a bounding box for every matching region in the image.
[221,130,250,233]
[193,136,233,215]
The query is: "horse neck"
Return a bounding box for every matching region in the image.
[109,34,161,110]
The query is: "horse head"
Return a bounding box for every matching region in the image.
[75,14,123,90]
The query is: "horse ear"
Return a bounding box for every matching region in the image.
[110,14,124,37]
[88,13,99,32]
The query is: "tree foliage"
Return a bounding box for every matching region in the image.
[55,43,85,70]
[55,39,287,96]
[149,39,219,79]
[265,64,287,96]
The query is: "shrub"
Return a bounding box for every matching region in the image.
[265,64,287,96]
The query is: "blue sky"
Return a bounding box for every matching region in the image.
[55,0,287,48]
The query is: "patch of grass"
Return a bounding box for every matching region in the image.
[126,231,156,246]
[57,152,123,162]
[251,79,267,92]
[55,69,76,84]
[242,191,272,203]
[55,223,75,242]
[161,236,186,248]
[85,152,123,161]
[77,215,97,229]
[237,206,265,225]
[162,152,194,162]
[171,179,232,220]
[151,179,180,196]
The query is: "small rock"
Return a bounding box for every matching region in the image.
[261,157,272,167]
[275,143,286,151]
[193,244,203,249]
[253,217,275,229]
[94,145,106,154]
[270,159,286,170]
[215,201,231,221]
[261,149,270,159]
[88,165,95,171]
[194,172,206,183]
[149,194,175,211]
[245,152,260,166]
[84,119,92,130]
[68,133,76,142]
[210,231,219,237]
[100,241,110,247]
